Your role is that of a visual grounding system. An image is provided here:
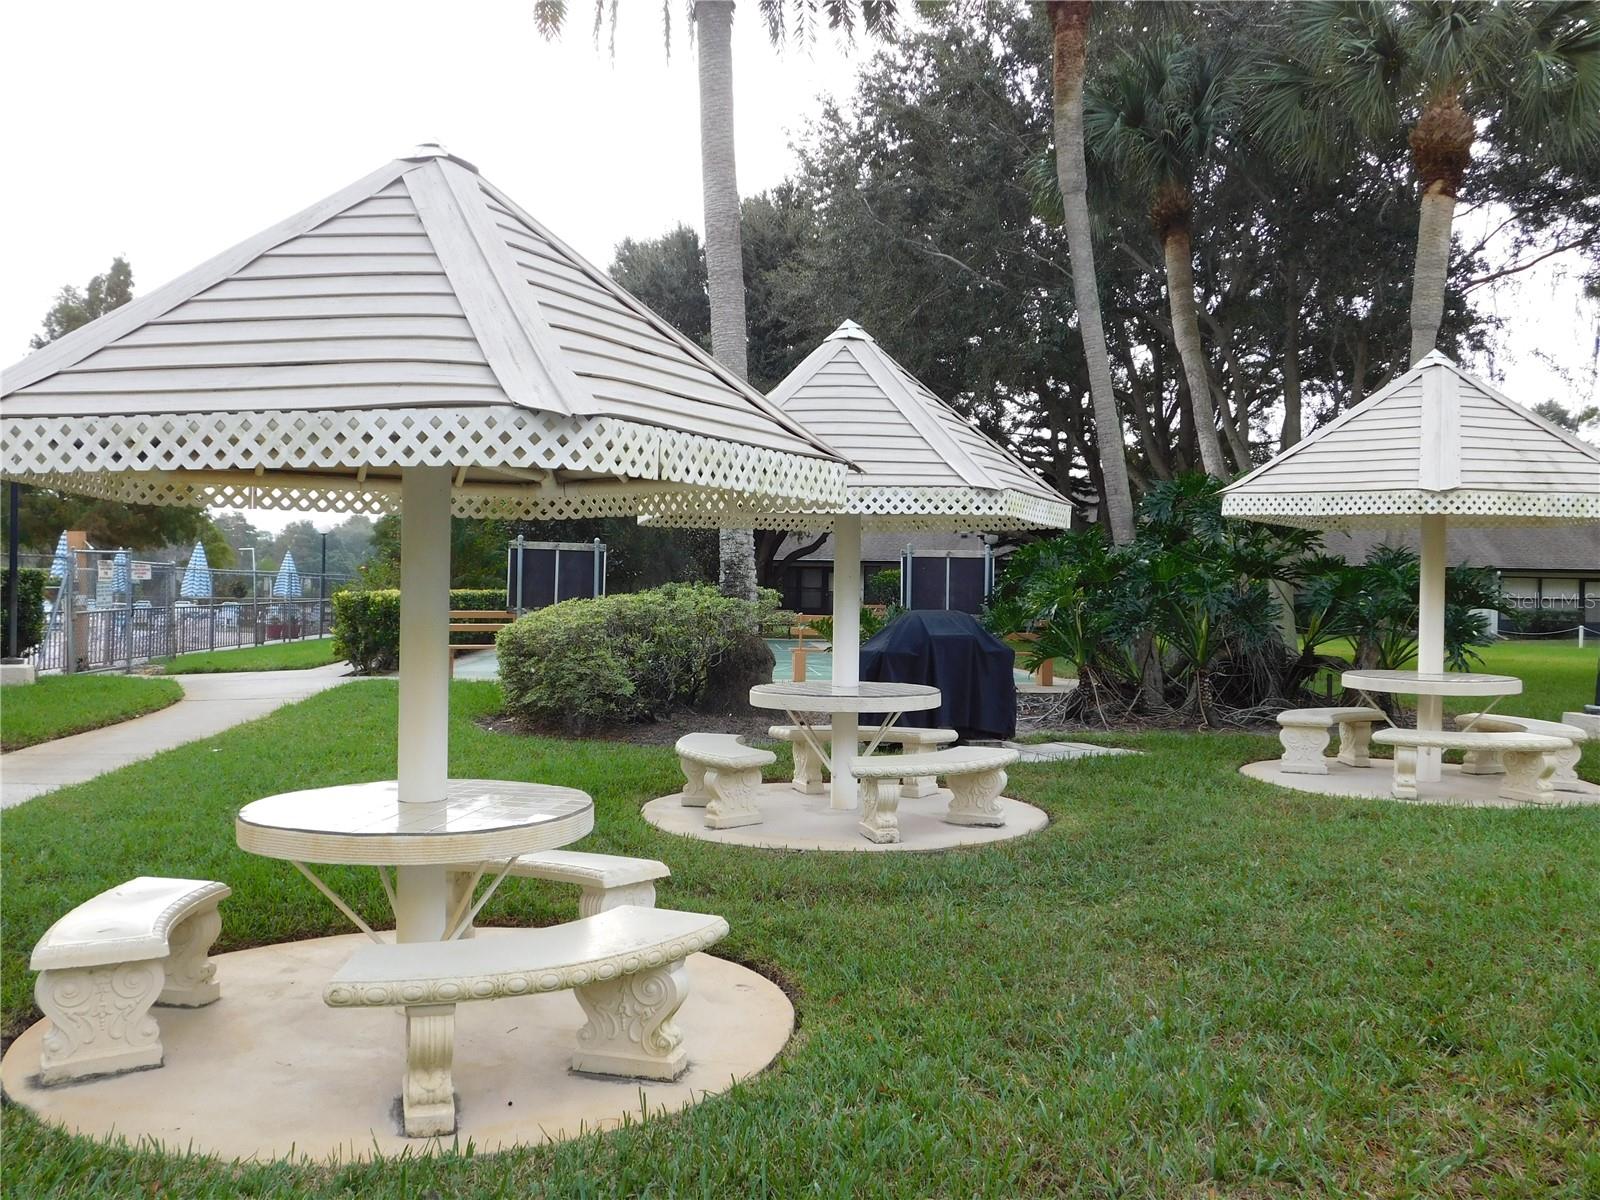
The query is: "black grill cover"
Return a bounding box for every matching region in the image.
[859,610,1016,740]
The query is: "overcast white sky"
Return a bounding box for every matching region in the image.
[3,1,1594,534]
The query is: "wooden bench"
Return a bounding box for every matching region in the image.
[768,724,958,796]
[1371,728,1571,803]
[850,746,1019,843]
[29,876,230,1084]
[1276,706,1385,774]
[1456,714,1589,792]
[324,905,728,1137]
[447,609,515,676]
[676,733,775,830]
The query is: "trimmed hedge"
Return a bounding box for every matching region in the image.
[1,567,47,658]
[498,583,766,733]
[332,588,506,674]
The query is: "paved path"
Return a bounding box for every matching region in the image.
[1,664,355,809]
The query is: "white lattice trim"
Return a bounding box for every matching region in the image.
[1222,489,1600,529]
[640,484,1072,533]
[1,406,846,514]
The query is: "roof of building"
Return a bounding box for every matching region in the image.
[1324,525,1600,574]
[1223,352,1600,529]
[643,321,1071,533]
[775,530,1004,564]
[1,146,846,522]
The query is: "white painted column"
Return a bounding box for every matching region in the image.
[1416,514,1447,782]
[829,514,863,810]
[395,466,453,942]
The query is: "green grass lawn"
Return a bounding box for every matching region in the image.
[0,675,183,751]
[156,638,341,675]
[1,647,1596,1197]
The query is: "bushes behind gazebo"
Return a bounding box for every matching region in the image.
[1,567,47,658]
[333,588,507,673]
[498,583,773,734]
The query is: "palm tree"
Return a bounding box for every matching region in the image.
[1045,0,1137,545]
[534,1,900,597]
[1254,1,1600,367]
[1084,38,1234,478]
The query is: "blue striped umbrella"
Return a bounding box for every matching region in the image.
[271,549,301,598]
[112,551,131,595]
[179,542,213,598]
[49,532,71,581]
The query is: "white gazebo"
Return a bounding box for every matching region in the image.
[1223,352,1600,796]
[1,145,830,1153]
[649,320,1071,824]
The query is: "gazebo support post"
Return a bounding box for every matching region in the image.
[395,466,453,941]
[1416,514,1447,782]
[830,514,863,810]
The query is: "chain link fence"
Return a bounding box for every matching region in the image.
[18,550,349,674]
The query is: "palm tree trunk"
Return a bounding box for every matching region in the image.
[1408,185,1455,365]
[695,0,758,599]
[1049,0,1136,545]
[1161,226,1227,477]
[1280,276,1302,449]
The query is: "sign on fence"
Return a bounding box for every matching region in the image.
[131,562,153,581]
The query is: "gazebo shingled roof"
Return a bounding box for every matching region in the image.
[0,146,847,520]
[645,321,1071,532]
[1222,352,1600,529]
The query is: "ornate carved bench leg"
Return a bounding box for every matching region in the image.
[402,1004,456,1137]
[36,960,166,1084]
[791,738,825,795]
[1336,720,1373,768]
[1390,747,1419,800]
[858,777,902,843]
[572,958,690,1080]
[703,766,764,829]
[944,768,1008,827]
[578,881,657,918]
[899,758,939,800]
[1550,743,1584,792]
[1460,748,1505,776]
[679,756,710,807]
[1499,750,1556,804]
[159,903,224,1007]
[1279,724,1331,774]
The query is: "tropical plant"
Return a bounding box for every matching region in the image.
[1253,0,1600,365]
[1044,0,1137,543]
[1081,37,1238,477]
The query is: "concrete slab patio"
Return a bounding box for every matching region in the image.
[0,664,355,808]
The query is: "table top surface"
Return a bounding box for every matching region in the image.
[1341,669,1523,697]
[236,778,594,866]
[748,680,943,713]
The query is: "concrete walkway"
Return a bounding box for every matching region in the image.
[1,664,355,809]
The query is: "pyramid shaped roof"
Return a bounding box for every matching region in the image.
[1223,353,1600,530]
[646,322,1070,532]
[1,146,846,521]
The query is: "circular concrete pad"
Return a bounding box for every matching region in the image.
[1,932,792,1163]
[1241,757,1600,808]
[643,781,1047,851]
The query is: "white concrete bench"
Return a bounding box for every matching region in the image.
[1456,714,1589,792]
[1276,706,1385,774]
[447,849,671,937]
[1371,728,1571,803]
[324,905,728,1137]
[850,746,1019,843]
[768,724,958,796]
[676,732,775,830]
[29,876,230,1084]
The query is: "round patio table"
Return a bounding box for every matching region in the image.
[237,778,593,944]
[749,680,941,810]
[1341,669,1522,782]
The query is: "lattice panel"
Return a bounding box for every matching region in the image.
[641,485,1072,533]
[1,405,848,515]
[1223,489,1600,530]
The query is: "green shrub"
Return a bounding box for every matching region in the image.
[1,567,47,658]
[332,587,508,673]
[865,568,901,606]
[497,583,763,733]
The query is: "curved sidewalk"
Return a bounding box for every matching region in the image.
[1,664,355,809]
